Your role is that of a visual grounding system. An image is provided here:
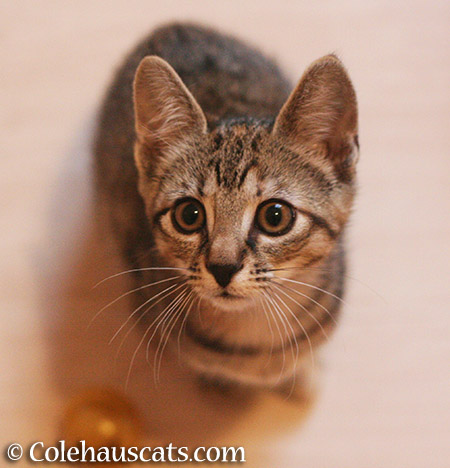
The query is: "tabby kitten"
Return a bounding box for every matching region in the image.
[94,23,358,391]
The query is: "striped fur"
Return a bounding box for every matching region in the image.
[94,23,358,391]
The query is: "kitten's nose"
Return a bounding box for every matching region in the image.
[206,262,243,288]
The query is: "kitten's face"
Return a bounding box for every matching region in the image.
[140,122,355,310]
[133,55,358,311]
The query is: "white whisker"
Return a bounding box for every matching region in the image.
[257,294,275,367]
[88,275,183,328]
[177,294,198,360]
[155,290,194,383]
[273,279,338,326]
[271,282,330,341]
[144,288,189,363]
[110,281,184,345]
[276,276,348,306]
[92,267,189,288]
[270,267,387,303]
[266,291,299,379]
[124,287,188,390]
[271,287,314,366]
[262,290,287,383]
[270,287,315,399]
[115,281,187,360]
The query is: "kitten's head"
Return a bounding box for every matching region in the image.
[132,55,358,310]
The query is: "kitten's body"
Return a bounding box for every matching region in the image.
[94,24,357,391]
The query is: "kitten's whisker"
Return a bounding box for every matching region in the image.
[209,302,222,330]
[261,292,282,372]
[271,297,297,401]
[270,282,330,341]
[110,281,184,345]
[92,267,189,288]
[198,299,206,328]
[124,287,188,390]
[270,287,316,399]
[154,290,192,378]
[262,290,287,383]
[266,290,300,381]
[177,294,198,360]
[115,281,187,360]
[88,275,183,327]
[145,288,189,364]
[271,287,314,369]
[270,267,387,303]
[273,280,338,326]
[257,295,275,367]
[251,299,258,326]
[156,290,194,383]
[150,290,190,384]
[276,276,348,306]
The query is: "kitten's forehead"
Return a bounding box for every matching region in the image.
[202,122,267,195]
[153,123,265,210]
[156,119,336,212]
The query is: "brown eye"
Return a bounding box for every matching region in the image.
[172,198,205,234]
[256,199,295,236]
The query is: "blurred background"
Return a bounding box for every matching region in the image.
[1,1,449,467]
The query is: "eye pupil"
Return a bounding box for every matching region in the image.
[172,198,205,234]
[256,200,295,236]
[182,203,199,225]
[265,204,283,227]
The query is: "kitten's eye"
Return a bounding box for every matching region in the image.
[256,199,295,236]
[172,198,206,234]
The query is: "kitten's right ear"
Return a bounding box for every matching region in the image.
[133,56,207,163]
[273,55,358,170]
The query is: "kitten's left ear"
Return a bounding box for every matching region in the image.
[133,56,207,156]
[273,55,358,169]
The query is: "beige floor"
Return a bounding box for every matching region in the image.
[1,1,449,467]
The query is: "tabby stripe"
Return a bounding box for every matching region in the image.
[296,208,337,238]
[185,296,340,356]
[273,226,314,263]
[237,158,257,188]
[153,206,170,227]
[284,148,336,193]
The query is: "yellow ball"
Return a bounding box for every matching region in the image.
[61,387,143,448]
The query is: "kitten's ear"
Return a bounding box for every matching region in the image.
[133,56,207,156]
[273,55,358,168]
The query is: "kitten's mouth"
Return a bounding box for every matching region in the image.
[196,287,251,308]
[211,291,252,310]
[218,291,242,299]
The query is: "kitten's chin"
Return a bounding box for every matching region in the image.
[207,293,254,312]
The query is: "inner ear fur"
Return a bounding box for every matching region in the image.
[273,54,358,168]
[133,55,207,166]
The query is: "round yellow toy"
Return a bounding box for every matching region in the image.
[61,387,143,449]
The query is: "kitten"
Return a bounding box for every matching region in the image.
[94,23,358,392]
